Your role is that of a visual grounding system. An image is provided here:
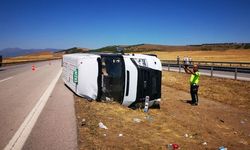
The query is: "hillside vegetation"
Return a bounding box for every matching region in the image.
[92,43,250,53]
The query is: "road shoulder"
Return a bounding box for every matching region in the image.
[23,78,78,150]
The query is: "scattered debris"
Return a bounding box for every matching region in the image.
[218,146,227,150]
[103,134,107,136]
[240,120,245,124]
[220,119,224,123]
[202,142,207,146]
[239,139,248,145]
[105,97,111,101]
[145,115,154,122]
[118,133,123,137]
[167,143,179,150]
[133,118,141,123]
[98,122,108,129]
[184,134,188,138]
[81,118,86,126]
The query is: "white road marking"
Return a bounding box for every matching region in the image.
[4,68,62,150]
[0,77,13,83]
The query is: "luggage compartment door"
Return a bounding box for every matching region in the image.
[77,57,100,100]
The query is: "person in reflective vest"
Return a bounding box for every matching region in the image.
[184,64,200,105]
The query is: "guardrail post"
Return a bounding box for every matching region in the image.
[168,64,170,71]
[179,64,181,73]
[234,68,237,80]
[211,66,213,77]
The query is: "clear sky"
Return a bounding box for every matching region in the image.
[0,0,250,49]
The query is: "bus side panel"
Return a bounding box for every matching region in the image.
[122,57,138,106]
[62,56,78,93]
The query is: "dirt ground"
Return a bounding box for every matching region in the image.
[74,71,250,150]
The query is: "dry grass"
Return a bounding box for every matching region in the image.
[75,71,250,149]
[141,49,250,62]
[75,97,197,150]
[3,51,62,63]
[163,71,250,110]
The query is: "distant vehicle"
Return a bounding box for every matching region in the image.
[0,55,2,67]
[62,53,162,107]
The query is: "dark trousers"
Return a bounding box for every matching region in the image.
[190,84,199,104]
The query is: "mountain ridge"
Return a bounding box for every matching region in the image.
[0,48,59,57]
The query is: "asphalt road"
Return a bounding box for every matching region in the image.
[163,66,250,81]
[0,60,77,150]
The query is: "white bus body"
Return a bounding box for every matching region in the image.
[62,53,162,107]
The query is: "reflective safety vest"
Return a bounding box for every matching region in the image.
[190,71,200,85]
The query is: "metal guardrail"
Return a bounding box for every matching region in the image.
[161,60,250,80]
[161,60,250,68]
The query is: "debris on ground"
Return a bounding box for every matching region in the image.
[167,143,179,150]
[118,133,123,137]
[184,133,188,138]
[145,115,153,122]
[98,122,108,129]
[80,118,86,126]
[240,120,245,124]
[218,146,227,150]
[75,71,250,149]
[239,139,248,145]
[133,118,141,123]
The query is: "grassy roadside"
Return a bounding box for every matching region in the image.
[74,72,250,149]
[2,52,62,64]
[141,50,250,62]
[163,71,250,110]
[75,95,197,150]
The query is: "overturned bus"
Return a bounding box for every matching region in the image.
[62,53,162,107]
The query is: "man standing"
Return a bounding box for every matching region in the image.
[184,64,200,105]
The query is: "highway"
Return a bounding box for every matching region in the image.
[163,66,250,81]
[0,60,77,150]
[0,60,249,150]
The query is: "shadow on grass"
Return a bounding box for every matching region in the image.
[180,99,194,105]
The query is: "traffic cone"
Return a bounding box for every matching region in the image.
[32,65,35,71]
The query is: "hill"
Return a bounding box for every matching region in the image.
[92,43,250,53]
[3,51,61,63]
[0,48,59,58]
